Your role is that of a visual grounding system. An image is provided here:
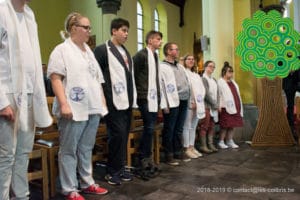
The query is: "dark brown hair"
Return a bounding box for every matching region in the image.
[183,54,196,72]
[204,60,214,68]
[145,30,163,45]
[221,61,233,77]
[163,42,175,56]
[110,18,130,35]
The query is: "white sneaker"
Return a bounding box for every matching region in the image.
[185,149,198,159]
[218,140,229,149]
[191,148,203,157]
[226,139,239,149]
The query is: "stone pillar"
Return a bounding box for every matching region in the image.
[201,0,234,78]
[202,0,256,104]
[295,0,300,32]
[96,0,121,41]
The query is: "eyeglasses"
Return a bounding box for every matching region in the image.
[186,58,194,61]
[76,25,92,31]
[228,70,234,72]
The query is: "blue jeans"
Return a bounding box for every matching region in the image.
[138,102,158,159]
[0,94,35,200]
[58,114,100,195]
[162,100,188,156]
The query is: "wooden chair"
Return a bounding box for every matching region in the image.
[127,109,143,166]
[93,123,108,162]
[127,109,163,166]
[153,124,163,164]
[34,96,59,197]
[33,143,59,198]
[28,148,49,200]
[127,129,144,167]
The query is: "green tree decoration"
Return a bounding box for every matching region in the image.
[236,10,300,146]
[236,10,300,79]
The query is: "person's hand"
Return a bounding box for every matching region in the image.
[163,108,170,114]
[0,105,15,122]
[191,102,196,110]
[60,103,73,120]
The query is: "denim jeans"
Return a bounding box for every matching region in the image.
[138,102,158,159]
[58,114,100,195]
[0,94,35,200]
[162,100,188,156]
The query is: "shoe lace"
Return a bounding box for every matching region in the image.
[88,184,99,191]
[122,170,132,177]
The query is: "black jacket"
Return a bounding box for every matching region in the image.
[133,48,160,102]
[94,40,134,111]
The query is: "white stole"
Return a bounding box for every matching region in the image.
[146,47,158,112]
[187,70,206,119]
[106,41,137,110]
[218,78,243,116]
[5,1,52,131]
[160,61,180,109]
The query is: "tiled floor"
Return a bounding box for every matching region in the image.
[31,143,300,200]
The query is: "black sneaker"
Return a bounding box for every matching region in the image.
[148,165,161,178]
[120,169,133,182]
[105,174,121,185]
[132,168,150,181]
[140,158,161,178]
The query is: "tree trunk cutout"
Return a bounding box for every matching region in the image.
[252,78,295,146]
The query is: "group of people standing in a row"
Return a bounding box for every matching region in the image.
[160,51,244,167]
[0,0,243,199]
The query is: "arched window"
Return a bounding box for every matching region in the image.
[154,9,160,31]
[137,1,144,50]
[154,8,161,56]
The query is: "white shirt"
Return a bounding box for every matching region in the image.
[116,45,129,69]
[48,39,107,117]
[16,12,35,93]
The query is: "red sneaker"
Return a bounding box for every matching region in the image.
[65,191,85,200]
[82,184,108,195]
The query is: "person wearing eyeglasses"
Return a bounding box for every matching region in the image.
[160,42,191,166]
[0,0,53,199]
[47,12,108,199]
[198,60,219,153]
[94,18,137,186]
[217,61,243,149]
